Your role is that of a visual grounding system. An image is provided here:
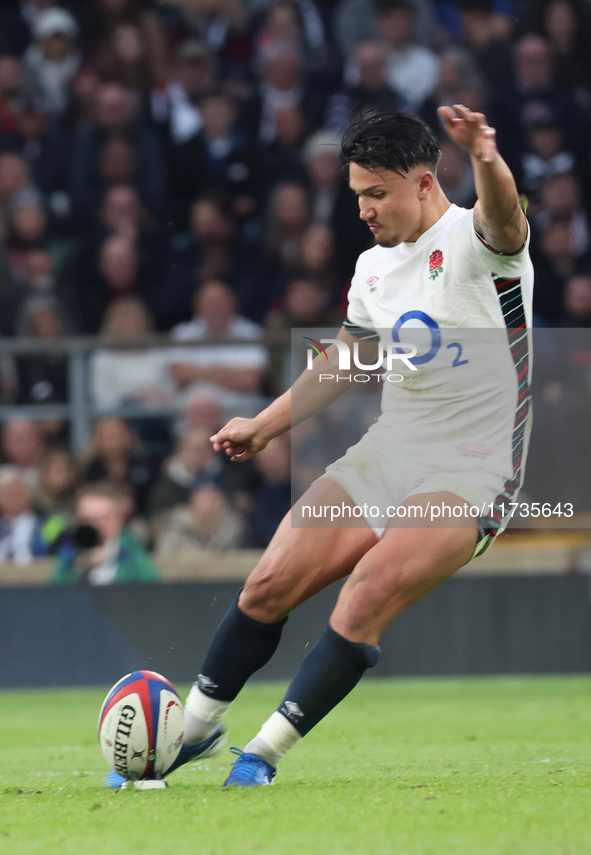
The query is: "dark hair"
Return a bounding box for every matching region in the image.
[341,112,441,176]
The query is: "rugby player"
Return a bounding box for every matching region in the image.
[108,106,534,789]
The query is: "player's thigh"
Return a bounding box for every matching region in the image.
[240,479,378,622]
[330,492,478,645]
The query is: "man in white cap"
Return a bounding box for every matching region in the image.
[23,7,80,117]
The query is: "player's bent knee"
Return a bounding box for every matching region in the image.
[332,571,417,641]
[239,567,295,623]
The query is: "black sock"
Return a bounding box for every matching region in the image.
[197,592,287,702]
[277,625,380,736]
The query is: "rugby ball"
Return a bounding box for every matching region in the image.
[98,670,185,780]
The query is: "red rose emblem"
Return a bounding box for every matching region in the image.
[429,249,443,270]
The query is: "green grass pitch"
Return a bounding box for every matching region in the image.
[1,677,590,855]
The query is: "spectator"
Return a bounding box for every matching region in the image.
[437,141,476,208]
[254,0,330,75]
[172,0,250,75]
[96,22,159,93]
[375,0,439,109]
[194,91,256,207]
[255,1,302,58]
[304,129,343,224]
[420,45,485,134]
[91,294,174,411]
[33,447,79,522]
[457,0,514,97]
[98,137,139,190]
[150,40,215,147]
[326,40,404,135]
[147,427,222,518]
[99,183,143,239]
[80,184,163,309]
[169,278,268,411]
[15,296,69,405]
[159,195,263,327]
[258,103,309,195]
[0,56,25,137]
[22,7,81,117]
[303,127,370,280]
[81,416,156,515]
[100,232,139,292]
[560,271,591,326]
[154,480,246,558]
[0,469,47,564]
[7,101,70,200]
[89,0,170,88]
[175,390,261,499]
[537,0,591,90]
[9,246,78,335]
[189,196,236,286]
[0,152,31,241]
[261,182,310,276]
[69,82,167,222]
[531,220,577,322]
[7,189,73,286]
[0,1,80,58]
[180,392,224,436]
[78,234,143,332]
[62,67,101,132]
[51,481,160,585]
[299,222,338,292]
[159,195,218,327]
[1,417,44,488]
[240,39,328,144]
[170,91,257,217]
[521,113,575,197]
[6,189,49,281]
[248,436,291,547]
[492,34,589,173]
[332,0,436,62]
[266,277,341,329]
[535,172,590,256]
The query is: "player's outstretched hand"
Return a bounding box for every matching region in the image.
[437,104,497,163]
[210,417,269,461]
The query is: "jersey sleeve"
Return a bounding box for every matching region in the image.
[451,208,532,280]
[344,257,380,339]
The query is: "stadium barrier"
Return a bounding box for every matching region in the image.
[2,528,591,588]
[0,332,291,453]
[0,574,589,688]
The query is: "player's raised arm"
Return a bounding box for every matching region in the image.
[437,104,527,255]
[211,327,379,460]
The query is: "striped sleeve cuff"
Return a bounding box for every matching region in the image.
[343,318,380,341]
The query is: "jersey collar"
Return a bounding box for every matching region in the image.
[399,203,459,252]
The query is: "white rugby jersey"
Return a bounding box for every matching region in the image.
[343,203,534,529]
[346,203,533,333]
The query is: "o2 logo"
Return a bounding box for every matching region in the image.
[392,311,468,367]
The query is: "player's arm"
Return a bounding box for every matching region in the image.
[211,327,379,460]
[437,104,527,255]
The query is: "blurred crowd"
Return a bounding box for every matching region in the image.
[0,0,590,578]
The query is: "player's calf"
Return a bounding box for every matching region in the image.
[225,625,379,785]
[227,517,477,785]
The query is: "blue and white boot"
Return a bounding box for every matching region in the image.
[223,747,276,788]
[105,726,226,789]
